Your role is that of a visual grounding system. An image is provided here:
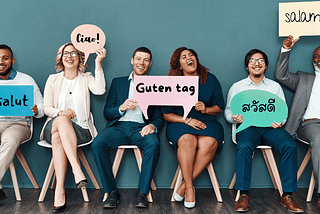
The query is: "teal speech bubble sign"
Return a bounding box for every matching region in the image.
[0,85,34,116]
[230,90,288,135]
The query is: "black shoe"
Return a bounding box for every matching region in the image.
[0,189,6,201]
[52,193,67,213]
[135,189,149,208]
[76,179,88,189]
[103,189,120,208]
[52,204,66,213]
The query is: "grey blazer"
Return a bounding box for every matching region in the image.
[275,50,315,136]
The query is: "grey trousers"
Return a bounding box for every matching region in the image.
[0,122,31,189]
[297,119,320,193]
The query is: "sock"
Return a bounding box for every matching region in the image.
[282,192,292,197]
[240,190,249,196]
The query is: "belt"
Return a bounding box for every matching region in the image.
[304,118,318,122]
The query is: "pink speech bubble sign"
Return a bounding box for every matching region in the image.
[134,76,198,120]
[71,24,106,64]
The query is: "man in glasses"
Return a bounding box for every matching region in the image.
[0,44,44,201]
[276,35,320,210]
[225,49,303,213]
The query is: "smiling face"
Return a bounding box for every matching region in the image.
[62,45,79,71]
[0,49,15,80]
[313,46,320,68]
[131,51,152,77]
[179,50,197,76]
[246,53,267,78]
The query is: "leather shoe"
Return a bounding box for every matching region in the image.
[52,204,66,213]
[235,194,250,212]
[317,196,320,210]
[0,189,6,201]
[135,189,149,208]
[103,189,120,208]
[280,195,304,213]
[76,179,88,189]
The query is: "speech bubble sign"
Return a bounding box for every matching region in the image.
[0,85,34,116]
[230,90,288,135]
[71,24,106,64]
[279,1,320,38]
[133,76,198,120]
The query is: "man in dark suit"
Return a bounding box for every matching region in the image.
[275,35,320,209]
[92,47,163,208]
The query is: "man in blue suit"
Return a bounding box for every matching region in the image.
[92,47,163,208]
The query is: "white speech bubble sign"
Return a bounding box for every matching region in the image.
[134,76,198,120]
[71,24,106,64]
[279,1,320,38]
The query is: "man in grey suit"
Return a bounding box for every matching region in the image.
[275,35,320,209]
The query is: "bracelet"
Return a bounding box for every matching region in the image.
[185,117,192,124]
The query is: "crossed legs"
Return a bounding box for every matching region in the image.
[176,134,218,203]
[50,116,86,206]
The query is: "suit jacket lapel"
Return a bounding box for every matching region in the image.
[306,74,316,103]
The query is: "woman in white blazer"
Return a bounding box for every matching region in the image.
[40,42,106,212]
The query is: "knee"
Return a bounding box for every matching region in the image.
[52,115,71,128]
[143,135,160,154]
[178,134,197,149]
[283,140,297,153]
[236,140,254,155]
[91,136,109,153]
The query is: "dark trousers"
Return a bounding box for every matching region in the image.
[91,121,160,195]
[235,126,298,192]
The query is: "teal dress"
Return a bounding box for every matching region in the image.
[161,72,225,153]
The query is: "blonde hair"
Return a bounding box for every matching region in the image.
[55,42,87,72]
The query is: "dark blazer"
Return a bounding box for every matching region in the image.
[103,76,164,130]
[275,50,315,136]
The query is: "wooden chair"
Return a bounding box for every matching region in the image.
[8,121,39,201]
[229,124,283,202]
[102,145,156,203]
[295,137,315,202]
[37,139,100,203]
[169,141,223,202]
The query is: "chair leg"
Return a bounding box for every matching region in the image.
[103,193,108,202]
[81,186,89,202]
[112,148,125,177]
[263,148,283,196]
[262,149,278,190]
[235,190,240,202]
[170,165,181,189]
[77,148,100,189]
[38,158,55,202]
[306,171,315,202]
[297,148,311,181]
[229,173,236,189]
[9,161,21,201]
[171,167,183,202]
[15,148,39,189]
[207,162,223,202]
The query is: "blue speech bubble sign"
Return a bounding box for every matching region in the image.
[230,90,288,135]
[0,85,34,116]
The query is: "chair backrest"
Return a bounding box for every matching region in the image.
[296,137,309,145]
[21,117,33,145]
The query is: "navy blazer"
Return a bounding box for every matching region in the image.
[103,76,164,130]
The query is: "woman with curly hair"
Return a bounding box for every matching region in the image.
[162,47,224,208]
[40,43,106,212]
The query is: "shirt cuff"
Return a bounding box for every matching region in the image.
[150,124,158,133]
[281,47,291,53]
[118,107,125,116]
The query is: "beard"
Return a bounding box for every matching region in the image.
[253,73,262,78]
[0,64,12,77]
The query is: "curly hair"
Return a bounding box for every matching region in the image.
[168,47,208,85]
[55,42,87,72]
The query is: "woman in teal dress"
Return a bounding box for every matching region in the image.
[161,47,224,208]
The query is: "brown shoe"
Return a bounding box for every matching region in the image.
[235,194,250,212]
[317,196,320,210]
[280,195,304,213]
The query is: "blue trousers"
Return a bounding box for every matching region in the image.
[91,121,160,195]
[235,126,298,192]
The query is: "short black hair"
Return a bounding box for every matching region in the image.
[0,44,13,57]
[244,49,268,67]
[132,47,152,61]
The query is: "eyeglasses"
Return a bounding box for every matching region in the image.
[249,58,265,64]
[63,51,78,57]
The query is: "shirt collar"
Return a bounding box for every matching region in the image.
[245,75,267,86]
[1,69,17,80]
[128,71,134,81]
